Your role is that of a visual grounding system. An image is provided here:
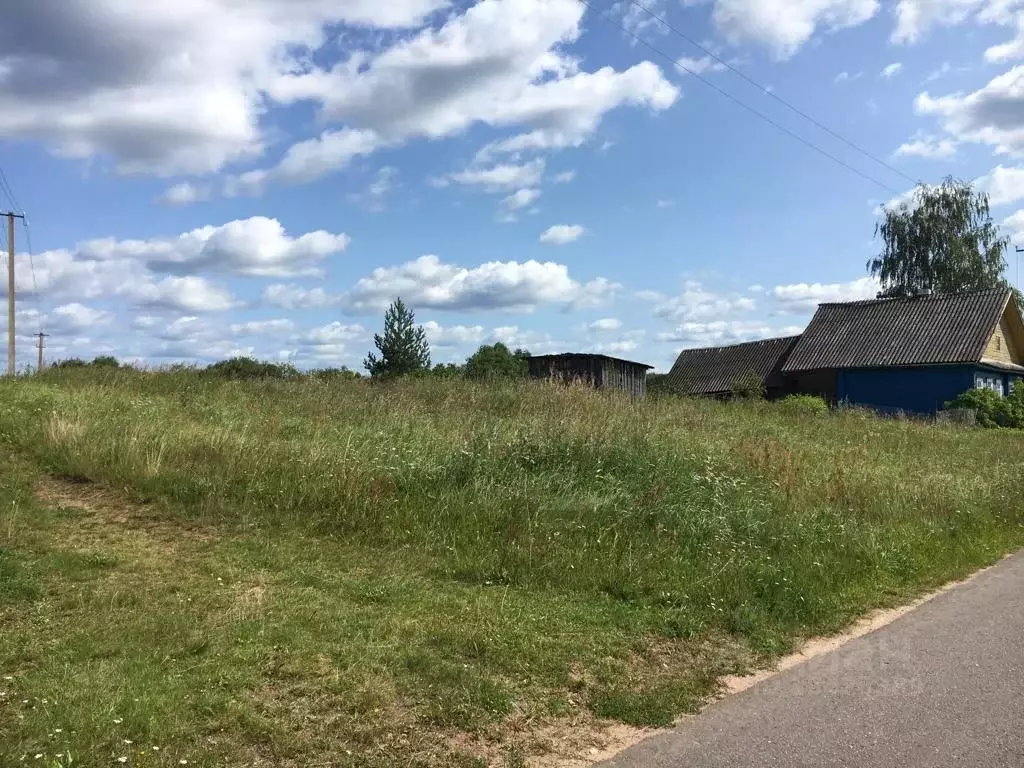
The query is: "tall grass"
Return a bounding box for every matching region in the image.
[3,368,1022,645]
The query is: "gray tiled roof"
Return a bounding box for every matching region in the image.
[665,336,801,395]
[782,288,1011,372]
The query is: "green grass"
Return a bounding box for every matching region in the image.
[0,368,1022,766]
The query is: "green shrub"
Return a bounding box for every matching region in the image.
[947,386,1015,428]
[730,372,765,400]
[205,356,300,381]
[50,358,88,369]
[91,355,120,368]
[778,394,829,415]
[309,366,362,381]
[464,343,528,381]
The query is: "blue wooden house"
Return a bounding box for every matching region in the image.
[666,288,1024,414]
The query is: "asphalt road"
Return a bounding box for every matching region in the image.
[599,553,1024,768]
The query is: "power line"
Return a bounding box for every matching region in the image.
[623,0,921,188]
[581,0,903,195]
[20,218,43,336]
[0,164,21,214]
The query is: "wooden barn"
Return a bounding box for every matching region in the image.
[528,353,653,397]
[665,287,1024,414]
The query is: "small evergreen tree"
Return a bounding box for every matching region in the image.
[464,343,529,380]
[363,297,431,377]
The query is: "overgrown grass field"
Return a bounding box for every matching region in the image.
[1,369,1022,766]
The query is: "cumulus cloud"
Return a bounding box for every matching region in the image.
[772,277,879,313]
[498,188,541,220]
[262,284,342,310]
[127,276,240,313]
[892,0,1020,45]
[80,217,350,278]
[653,283,757,322]
[255,0,678,184]
[1004,209,1024,239]
[0,0,448,176]
[44,303,112,334]
[894,133,958,159]
[447,159,546,191]
[657,320,802,347]
[422,321,487,347]
[552,170,577,184]
[159,182,211,206]
[706,0,879,59]
[341,254,618,313]
[916,66,1024,156]
[539,224,585,244]
[974,164,1024,206]
[223,129,383,195]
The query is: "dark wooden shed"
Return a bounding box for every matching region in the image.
[528,353,654,397]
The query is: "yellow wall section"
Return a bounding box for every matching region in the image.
[982,305,1024,365]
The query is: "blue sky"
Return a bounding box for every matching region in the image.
[1,0,1023,372]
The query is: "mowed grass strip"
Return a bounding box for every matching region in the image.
[0,369,1022,766]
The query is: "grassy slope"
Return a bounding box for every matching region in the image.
[0,369,1022,767]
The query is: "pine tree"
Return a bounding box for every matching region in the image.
[363,297,431,377]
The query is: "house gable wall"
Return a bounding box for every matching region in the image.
[982,303,1024,366]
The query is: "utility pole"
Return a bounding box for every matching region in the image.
[4,211,25,376]
[1017,246,1023,290]
[35,332,48,373]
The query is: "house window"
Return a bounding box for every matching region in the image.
[975,373,1005,396]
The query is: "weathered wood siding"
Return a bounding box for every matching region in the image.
[982,306,1024,366]
[527,355,650,397]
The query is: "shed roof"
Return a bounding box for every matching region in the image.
[529,353,654,369]
[665,336,801,395]
[782,287,1012,372]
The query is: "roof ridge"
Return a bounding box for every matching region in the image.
[672,335,801,355]
[818,286,1010,307]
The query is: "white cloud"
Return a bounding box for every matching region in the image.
[881,62,904,78]
[892,0,1018,44]
[834,71,863,84]
[448,159,545,191]
[341,254,618,313]
[894,133,958,159]
[223,129,383,196]
[262,284,342,310]
[422,321,486,347]
[262,0,678,180]
[987,16,1024,62]
[676,56,727,75]
[747,284,765,293]
[348,166,398,211]
[229,319,296,337]
[916,66,1024,156]
[657,320,802,347]
[924,62,953,83]
[553,170,577,184]
[656,199,675,208]
[1004,209,1024,239]
[539,224,585,244]
[974,164,1024,205]
[654,283,757,322]
[614,0,669,42]
[498,188,541,220]
[159,182,211,206]
[80,217,350,278]
[127,276,240,313]
[707,0,880,59]
[0,1,448,176]
[46,303,112,333]
[772,277,879,312]
[586,317,623,332]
